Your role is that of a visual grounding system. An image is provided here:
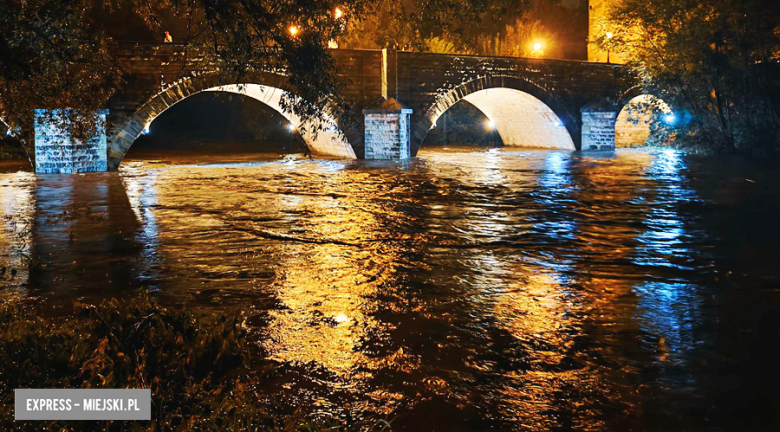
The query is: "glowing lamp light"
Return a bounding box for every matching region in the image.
[485,120,496,130]
[287,123,296,132]
[533,42,543,52]
[335,7,343,19]
[554,120,562,127]
[605,32,614,39]
[289,26,299,36]
[143,122,151,134]
[664,113,677,125]
[328,40,339,49]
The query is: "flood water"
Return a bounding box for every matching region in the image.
[2,146,780,430]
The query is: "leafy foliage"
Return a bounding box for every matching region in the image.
[340,0,584,60]
[0,0,122,142]
[1,0,375,143]
[602,0,780,153]
[340,0,531,51]
[475,17,561,58]
[0,296,389,431]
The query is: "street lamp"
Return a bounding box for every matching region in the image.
[335,7,343,19]
[532,41,544,57]
[605,32,613,64]
[289,26,299,37]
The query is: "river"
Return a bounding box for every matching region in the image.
[2,146,780,430]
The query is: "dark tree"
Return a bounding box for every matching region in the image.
[602,0,780,153]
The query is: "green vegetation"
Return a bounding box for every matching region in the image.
[0,137,26,161]
[601,0,780,153]
[2,0,536,143]
[0,296,390,431]
[340,0,587,60]
[0,0,373,142]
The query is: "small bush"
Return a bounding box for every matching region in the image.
[0,297,389,431]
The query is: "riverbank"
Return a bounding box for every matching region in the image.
[0,296,388,431]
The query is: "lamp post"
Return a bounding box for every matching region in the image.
[605,32,613,64]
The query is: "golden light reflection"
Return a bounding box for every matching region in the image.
[0,171,35,291]
[263,171,407,373]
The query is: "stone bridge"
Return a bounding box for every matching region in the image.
[32,43,647,173]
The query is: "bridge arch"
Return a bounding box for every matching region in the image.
[412,75,580,155]
[108,71,357,169]
[614,88,673,148]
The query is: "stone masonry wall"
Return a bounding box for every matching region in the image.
[581,111,617,150]
[396,51,636,153]
[364,111,411,160]
[89,44,638,170]
[34,110,108,174]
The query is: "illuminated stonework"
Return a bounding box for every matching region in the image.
[34,110,108,174]
[461,89,575,150]
[363,99,412,160]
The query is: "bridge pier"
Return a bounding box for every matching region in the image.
[33,110,108,174]
[580,99,618,151]
[363,99,412,160]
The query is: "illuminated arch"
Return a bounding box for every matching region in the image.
[108,72,356,170]
[615,94,672,148]
[413,75,579,155]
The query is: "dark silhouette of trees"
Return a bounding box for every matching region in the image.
[601,0,780,153]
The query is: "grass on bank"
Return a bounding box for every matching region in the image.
[0,296,391,431]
